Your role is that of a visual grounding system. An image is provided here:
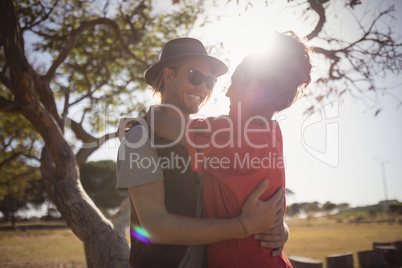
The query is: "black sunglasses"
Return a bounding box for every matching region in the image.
[169,67,217,90]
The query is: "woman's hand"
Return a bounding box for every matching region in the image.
[238,180,284,237]
[254,220,289,257]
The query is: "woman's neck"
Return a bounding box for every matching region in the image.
[228,112,274,127]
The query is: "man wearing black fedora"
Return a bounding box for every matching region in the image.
[117,37,288,267]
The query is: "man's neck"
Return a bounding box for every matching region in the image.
[162,102,190,120]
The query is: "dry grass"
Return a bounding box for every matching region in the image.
[0,218,401,267]
[284,217,402,267]
[0,227,85,268]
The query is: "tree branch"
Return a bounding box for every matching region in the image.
[44,17,145,84]
[21,0,60,31]
[0,97,19,113]
[0,1,32,98]
[0,152,21,169]
[68,115,120,166]
[1,0,73,169]
[68,118,97,143]
[61,86,70,120]
[75,130,118,169]
[0,1,61,126]
[345,8,391,50]
[312,47,341,61]
[305,0,326,41]
[0,69,12,89]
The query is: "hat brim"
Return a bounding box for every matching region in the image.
[144,53,228,86]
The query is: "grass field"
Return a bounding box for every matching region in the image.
[285,217,402,267]
[0,217,401,267]
[0,227,85,267]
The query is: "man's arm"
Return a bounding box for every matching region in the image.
[129,179,284,245]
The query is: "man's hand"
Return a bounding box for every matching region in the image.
[238,180,284,237]
[253,221,289,257]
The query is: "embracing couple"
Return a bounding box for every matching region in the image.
[117,33,312,268]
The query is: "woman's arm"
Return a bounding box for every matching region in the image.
[129,179,284,245]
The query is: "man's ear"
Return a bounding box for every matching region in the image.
[162,67,174,85]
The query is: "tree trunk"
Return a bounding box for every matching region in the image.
[11,212,16,227]
[111,196,131,235]
[40,149,129,267]
[0,1,130,266]
[3,212,10,224]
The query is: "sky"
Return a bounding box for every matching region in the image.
[88,0,402,207]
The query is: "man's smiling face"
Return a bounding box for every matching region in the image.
[165,58,213,116]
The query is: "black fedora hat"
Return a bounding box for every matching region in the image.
[144,37,228,86]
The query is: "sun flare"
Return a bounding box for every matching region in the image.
[203,1,306,67]
[197,1,306,117]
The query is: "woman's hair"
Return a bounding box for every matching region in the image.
[150,59,214,108]
[240,31,313,113]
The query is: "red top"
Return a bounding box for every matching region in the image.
[186,116,292,268]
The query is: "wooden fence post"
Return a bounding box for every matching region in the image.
[373,242,392,250]
[358,250,386,267]
[375,245,400,267]
[289,256,323,268]
[394,240,402,250]
[393,240,402,266]
[326,253,354,268]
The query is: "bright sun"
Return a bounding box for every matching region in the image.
[196,1,303,117]
[206,1,303,64]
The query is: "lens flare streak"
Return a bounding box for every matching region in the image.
[130,225,151,244]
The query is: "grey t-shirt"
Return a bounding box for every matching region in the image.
[116,125,206,268]
[116,125,164,190]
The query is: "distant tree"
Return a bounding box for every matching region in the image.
[0,113,41,166]
[322,201,337,211]
[0,113,46,224]
[337,203,350,211]
[0,160,45,224]
[286,203,301,217]
[80,160,127,216]
[367,208,377,218]
[388,202,402,215]
[300,201,321,212]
